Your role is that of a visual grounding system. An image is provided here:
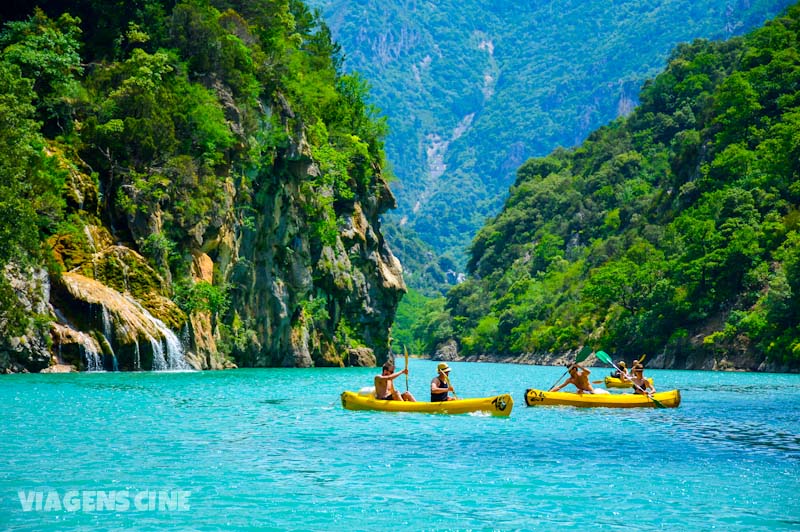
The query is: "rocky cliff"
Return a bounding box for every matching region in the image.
[0,1,405,373]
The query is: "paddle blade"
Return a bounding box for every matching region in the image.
[595,350,612,365]
[576,345,592,363]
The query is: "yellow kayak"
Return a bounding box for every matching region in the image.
[340,391,514,416]
[525,388,680,408]
[605,376,653,389]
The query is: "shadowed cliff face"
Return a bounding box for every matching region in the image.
[208,138,405,368]
[1,120,404,373]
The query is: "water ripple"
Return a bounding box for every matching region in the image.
[1,364,799,530]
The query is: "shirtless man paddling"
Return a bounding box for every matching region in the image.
[374,360,416,401]
[550,364,609,395]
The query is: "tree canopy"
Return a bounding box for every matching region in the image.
[412,5,800,368]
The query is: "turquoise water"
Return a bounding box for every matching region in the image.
[1,359,799,530]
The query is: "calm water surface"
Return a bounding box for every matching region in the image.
[1,359,799,530]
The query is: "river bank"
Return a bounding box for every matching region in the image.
[426,339,798,373]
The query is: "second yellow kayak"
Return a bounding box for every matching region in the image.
[605,376,654,389]
[525,388,680,408]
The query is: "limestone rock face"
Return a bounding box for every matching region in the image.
[432,339,459,362]
[52,272,193,371]
[347,347,377,367]
[0,265,52,373]
[211,122,406,369]
[1,101,404,374]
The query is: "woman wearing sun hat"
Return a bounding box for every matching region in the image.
[611,360,629,381]
[430,362,456,402]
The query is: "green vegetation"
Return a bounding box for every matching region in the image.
[310,0,793,289]
[413,5,800,367]
[0,0,392,364]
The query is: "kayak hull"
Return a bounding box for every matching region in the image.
[524,388,680,408]
[605,376,653,389]
[340,391,514,416]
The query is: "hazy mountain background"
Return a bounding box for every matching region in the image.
[307,0,795,294]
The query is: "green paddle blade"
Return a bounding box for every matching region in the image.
[595,350,612,365]
[576,345,592,363]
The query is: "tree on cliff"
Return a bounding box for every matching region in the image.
[0,0,402,371]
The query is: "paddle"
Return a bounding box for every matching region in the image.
[592,355,630,384]
[595,351,665,408]
[549,346,592,391]
[404,344,409,392]
[441,371,459,400]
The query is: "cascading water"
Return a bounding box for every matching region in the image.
[99,305,118,371]
[78,333,103,372]
[149,337,168,371]
[124,295,192,371]
[101,305,113,341]
[181,323,191,352]
[58,271,193,372]
[159,323,191,370]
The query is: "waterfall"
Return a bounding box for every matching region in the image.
[83,225,97,252]
[92,304,119,371]
[101,305,113,341]
[125,296,192,371]
[181,323,191,351]
[79,335,103,372]
[120,258,130,293]
[58,272,193,372]
[150,337,168,371]
[154,317,191,371]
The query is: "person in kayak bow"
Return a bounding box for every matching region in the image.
[374,360,416,401]
[430,363,456,402]
[611,360,629,381]
[550,364,609,394]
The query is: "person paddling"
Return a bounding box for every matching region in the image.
[630,364,655,395]
[375,360,416,401]
[430,363,456,402]
[550,364,609,394]
[611,360,630,381]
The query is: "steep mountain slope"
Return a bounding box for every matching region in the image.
[0,0,403,372]
[434,4,800,371]
[309,0,795,270]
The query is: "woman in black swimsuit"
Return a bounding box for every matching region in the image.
[430,363,455,402]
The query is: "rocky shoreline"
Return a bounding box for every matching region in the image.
[427,339,798,373]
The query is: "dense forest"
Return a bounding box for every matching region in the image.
[0,0,404,372]
[309,0,794,295]
[405,4,800,371]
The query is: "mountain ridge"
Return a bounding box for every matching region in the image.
[309,0,796,274]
